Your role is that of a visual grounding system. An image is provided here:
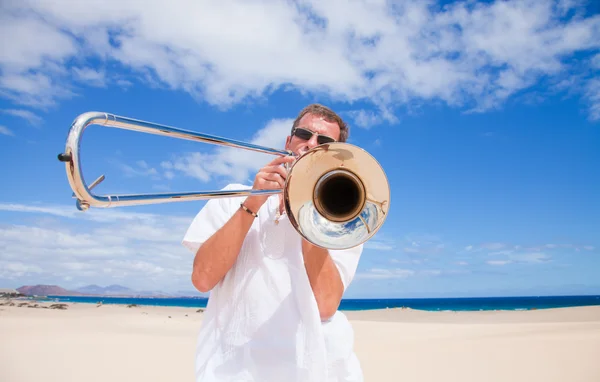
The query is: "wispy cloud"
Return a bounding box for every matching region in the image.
[1,109,43,127]
[401,233,445,255]
[0,203,195,291]
[487,260,512,266]
[1,0,598,120]
[356,268,416,279]
[0,202,595,291]
[0,125,14,136]
[356,267,466,279]
[160,118,293,183]
[72,67,106,88]
[364,239,395,251]
[120,160,161,180]
[363,232,396,251]
[381,237,597,275]
[458,240,598,268]
[0,203,191,225]
[465,242,596,254]
[487,251,552,266]
[480,242,508,251]
[584,78,600,121]
[344,109,397,129]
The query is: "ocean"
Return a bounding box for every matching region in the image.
[45,294,600,312]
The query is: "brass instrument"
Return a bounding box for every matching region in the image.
[57,112,390,249]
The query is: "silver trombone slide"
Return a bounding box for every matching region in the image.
[57,112,292,211]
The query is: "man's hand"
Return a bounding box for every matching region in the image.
[244,155,296,213]
[302,239,344,321]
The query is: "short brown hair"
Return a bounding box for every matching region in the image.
[292,103,349,142]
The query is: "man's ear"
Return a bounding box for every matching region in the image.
[285,135,291,149]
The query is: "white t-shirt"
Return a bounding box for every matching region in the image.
[182,183,364,382]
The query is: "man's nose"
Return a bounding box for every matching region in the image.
[307,134,319,148]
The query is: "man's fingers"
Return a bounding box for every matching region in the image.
[267,155,296,167]
[262,165,289,179]
[254,171,284,188]
[253,155,293,190]
[257,179,282,190]
[262,172,285,187]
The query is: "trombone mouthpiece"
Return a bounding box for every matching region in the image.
[57,153,71,162]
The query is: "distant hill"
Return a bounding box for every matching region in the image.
[175,290,209,297]
[74,284,176,297]
[17,285,87,296]
[75,284,136,295]
[15,284,209,298]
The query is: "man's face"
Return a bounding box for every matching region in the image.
[285,113,340,157]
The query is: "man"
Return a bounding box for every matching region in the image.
[182,104,364,382]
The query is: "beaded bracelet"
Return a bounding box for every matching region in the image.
[240,203,258,218]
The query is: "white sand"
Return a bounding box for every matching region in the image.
[1,300,599,382]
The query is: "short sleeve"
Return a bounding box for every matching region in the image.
[181,184,250,253]
[329,244,363,291]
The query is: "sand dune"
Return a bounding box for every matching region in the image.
[1,300,599,382]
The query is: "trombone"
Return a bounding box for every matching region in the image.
[57,112,390,249]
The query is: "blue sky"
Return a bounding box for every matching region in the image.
[0,0,599,298]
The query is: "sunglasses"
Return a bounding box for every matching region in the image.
[292,127,336,145]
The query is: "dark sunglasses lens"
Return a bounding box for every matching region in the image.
[294,128,335,144]
[294,128,312,140]
[318,136,335,144]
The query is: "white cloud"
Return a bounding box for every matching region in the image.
[357,268,416,279]
[401,233,445,255]
[344,109,397,129]
[0,125,14,136]
[480,242,507,251]
[0,262,43,278]
[487,260,512,266]
[584,78,600,121]
[454,240,597,269]
[0,5,78,108]
[0,0,598,121]
[356,267,462,279]
[518,252,551,263]
[0,203,190,225]
[591,53,600,69]
[72,67,106,87]
[161,118,293,183]
[487,249,552,265]
[1,109,43,127]
[364,239,395,251]
[1,202,592,290]
[0,203,196,292]
[120,160,161,180]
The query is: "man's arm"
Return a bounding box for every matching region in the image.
[191,155,294,293]
[191,201,257,293]
[302,240,345,321]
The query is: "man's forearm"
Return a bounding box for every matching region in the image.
[191,201,258,293]
[302,240,344,321]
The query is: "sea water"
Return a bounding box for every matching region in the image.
[45,294,600,311]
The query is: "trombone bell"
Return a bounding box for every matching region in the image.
[58,112,390,249]
[284,142,389,250]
